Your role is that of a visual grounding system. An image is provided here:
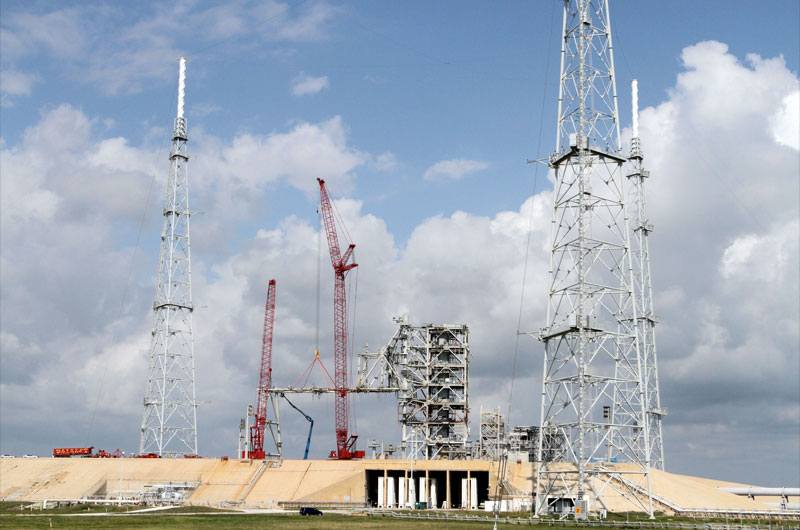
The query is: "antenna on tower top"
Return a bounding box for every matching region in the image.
[177,57,186,118]
[632,79,639,138]
[631,79,643,159]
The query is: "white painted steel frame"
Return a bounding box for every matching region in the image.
[478,407,505,461]
[628,80,666,471]
[534,0,653,516]
[139,58,198,457]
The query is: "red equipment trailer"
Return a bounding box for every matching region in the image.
[53,447,94,457]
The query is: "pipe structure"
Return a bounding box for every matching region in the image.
[719,487,800,497]
[766,503,800,510]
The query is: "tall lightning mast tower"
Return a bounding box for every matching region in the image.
[140,57,198,457]
[535,0,653,515]
[628,79,666,471]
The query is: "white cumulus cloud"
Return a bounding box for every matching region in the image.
[635,40,799,482]
[290,73,330,96]
[0,2,341,96]
[372,152,398,171]
[770,90,800,150]
[423,158,489,181]
[0,68,40,105]
[197,115,366,198]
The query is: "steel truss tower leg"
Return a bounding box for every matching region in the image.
[139,58,198,457]
[534,1,654,517]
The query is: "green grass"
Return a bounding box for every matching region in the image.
[0,512,526,529]
[0,502,33,514]
[1,505,795,530]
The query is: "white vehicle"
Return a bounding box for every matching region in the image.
[0,454,14,458]
[22,454,38,458]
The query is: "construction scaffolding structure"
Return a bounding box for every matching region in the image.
[478,407,505,461]
[478,407,562,464]
[534,0,655,516]
[358,316,471,460]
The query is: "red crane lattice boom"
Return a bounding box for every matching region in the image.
[249,279,276,460]
[317,178,363,459]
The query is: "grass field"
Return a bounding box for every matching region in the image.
[0,502,527,529]
[1,503,795,530]
[0,502,511,529]
[0,512,508,529]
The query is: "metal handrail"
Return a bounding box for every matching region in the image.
[370,510,800,529]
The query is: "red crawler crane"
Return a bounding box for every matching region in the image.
[317,178,364,459]
[247,279,276,460]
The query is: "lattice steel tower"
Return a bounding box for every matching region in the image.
[628,79,666,471]
[535,0,653,515]
[140,57,198,457]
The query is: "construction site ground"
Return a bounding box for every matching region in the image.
[1,458,797,516]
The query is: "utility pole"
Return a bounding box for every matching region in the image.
[139,57,198,457]
[534,0,653,516]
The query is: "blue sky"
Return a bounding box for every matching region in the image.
[1,1,799,487]
[3,1,796,242]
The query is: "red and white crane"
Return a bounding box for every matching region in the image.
[317,178,364,459]
[246,279,276,460]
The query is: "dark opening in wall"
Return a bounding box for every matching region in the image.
[475,471,490,508]
[365,469,380,507]
[426,470,447,508]
[364,468,490,509]
[449,470,467,508]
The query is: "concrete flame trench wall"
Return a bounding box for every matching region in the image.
[0,458,495,509]
[1,458,792,513]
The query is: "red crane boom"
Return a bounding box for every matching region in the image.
[317,178,363,459]
[249,279,276,460]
